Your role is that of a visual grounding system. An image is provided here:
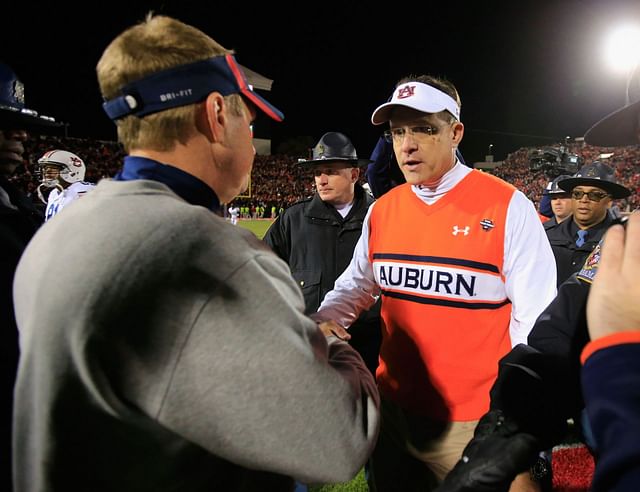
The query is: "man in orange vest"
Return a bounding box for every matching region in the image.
[312,75,557,491]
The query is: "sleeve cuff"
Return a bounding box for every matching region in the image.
[581,330,640,364]
[309,312,326,322]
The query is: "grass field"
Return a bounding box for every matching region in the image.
[237,217,368,491]
[308,469,368,491]
[236,218,274,239]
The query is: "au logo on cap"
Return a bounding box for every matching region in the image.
[397,85,415,99]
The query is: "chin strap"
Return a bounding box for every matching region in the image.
[37,183,63,204]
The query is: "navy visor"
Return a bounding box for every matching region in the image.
[103,54,283,122]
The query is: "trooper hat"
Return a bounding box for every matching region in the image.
[543,175,572,196]
[0,63,64,130]
[297,132,372,167]
[558,161,631,199]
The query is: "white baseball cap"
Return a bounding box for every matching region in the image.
[371,81,460,125]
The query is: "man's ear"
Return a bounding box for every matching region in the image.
[452,121,464,148]
[351,167,360,183]
[204,92,226,142]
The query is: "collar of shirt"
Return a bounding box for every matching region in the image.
[412,160,472,205]
[333,201,354,218]
[114,156,220,213]
[569,214,610,238]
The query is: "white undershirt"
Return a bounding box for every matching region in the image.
[334,201,353,218]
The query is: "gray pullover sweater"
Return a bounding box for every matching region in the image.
[12,179,379,491]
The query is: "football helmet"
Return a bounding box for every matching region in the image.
[38,149,86,186]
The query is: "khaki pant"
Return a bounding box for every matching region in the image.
[368,398,477,491]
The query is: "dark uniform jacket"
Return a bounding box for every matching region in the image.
[545,213,614,286]
[483,236,613,477]
[582,341,640,491]
[542,216,559,231]
[264,184,381,375]
[0,176,43,492]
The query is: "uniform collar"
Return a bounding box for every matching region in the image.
[114,156,221,212]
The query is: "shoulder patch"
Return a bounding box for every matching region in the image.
[576,241,602,284]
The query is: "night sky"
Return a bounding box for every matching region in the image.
[3,0,640,163]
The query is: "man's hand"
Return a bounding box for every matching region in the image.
[587,212,640,341]
[317,320,351,340]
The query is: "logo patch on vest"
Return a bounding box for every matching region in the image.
[452,225,470,236]
[480,219,495,231]
[576,241,601,283]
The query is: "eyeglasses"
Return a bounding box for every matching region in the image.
[571,190,611,202]
[383,125,441,143]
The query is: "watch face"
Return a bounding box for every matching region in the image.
[531,455,551,480]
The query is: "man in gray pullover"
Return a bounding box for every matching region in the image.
[11,14,380,492]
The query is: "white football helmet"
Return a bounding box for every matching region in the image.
[38,149,86,186]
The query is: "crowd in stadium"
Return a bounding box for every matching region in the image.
[10,133,640,215]
[493,141,640,211]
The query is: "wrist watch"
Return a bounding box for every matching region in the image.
[530,454,552,489]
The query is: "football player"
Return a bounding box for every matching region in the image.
[36,149,95,221]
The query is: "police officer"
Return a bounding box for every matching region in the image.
[546,162,630,286]
[264,132,382,377]
[0,63,64,492]
[264,132,382,492]
[542,174,573,229]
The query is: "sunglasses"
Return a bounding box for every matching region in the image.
[571,190,610,202]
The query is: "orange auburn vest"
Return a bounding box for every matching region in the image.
[368,171,515,421]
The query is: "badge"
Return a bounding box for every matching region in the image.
[576,241,602,283]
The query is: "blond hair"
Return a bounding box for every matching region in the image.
[97,14,243,152]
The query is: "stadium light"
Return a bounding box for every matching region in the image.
[604,25,640,73]
[603,24,640,105]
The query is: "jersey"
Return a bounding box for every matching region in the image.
[45,182,96,222]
